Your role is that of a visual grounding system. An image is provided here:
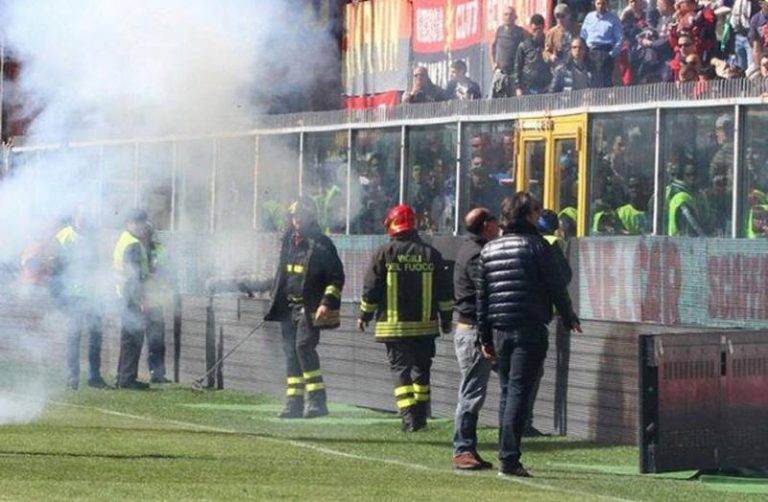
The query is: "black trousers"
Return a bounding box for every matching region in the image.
[117,302,145,386]
[281,306,325,404]
[494,325,549,469]
[144,307,166,379]
[588,47,614,88]
[385,336,436,413]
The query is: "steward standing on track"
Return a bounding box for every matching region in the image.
[264,197,345,419]
[113,209,151,390]
[50,206,109,390]
[357,204,453,432]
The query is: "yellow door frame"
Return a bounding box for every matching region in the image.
[515,114,588,236]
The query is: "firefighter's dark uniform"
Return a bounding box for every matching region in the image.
[264,220,344,417]
[144,240,172,382]
[113,229,149,388]
[359,230,453,430]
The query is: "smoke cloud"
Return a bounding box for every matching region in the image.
[0,0,339,424]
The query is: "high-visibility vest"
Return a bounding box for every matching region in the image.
[113,231,149,298]
[559,206,577,224]
[54,225,86,297]
[668,191,696,237]
[616,204,648,235]
[543,234,561,247]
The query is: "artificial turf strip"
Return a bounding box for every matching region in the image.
[0,387,763,501]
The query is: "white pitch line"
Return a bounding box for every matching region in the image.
[50,400,635,502]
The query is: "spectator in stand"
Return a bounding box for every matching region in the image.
[619,0,649,85]
[632,27,665,83]
[749,0,768,70]
[491,6,528,97]
[402,66,445,104]
[730,0,760,71]
[750,55,768,90]
[469,157,506,213]
[516,14,552,95]
[445,60,482,100]
[667,33,699,80]
[550,37,596,92]
[544,4,582,67]
[669,0,717,63]
[581,0,623,87]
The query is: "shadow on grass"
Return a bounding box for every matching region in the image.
[0,450,219,461]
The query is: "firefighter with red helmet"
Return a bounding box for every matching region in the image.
[264,197,345,419]
[357,204,453,431]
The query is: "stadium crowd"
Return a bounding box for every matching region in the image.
[402,0,768,103]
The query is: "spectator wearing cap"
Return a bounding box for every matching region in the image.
[749,0,768,70]
[515,14,552,95]
[113,209,151,390]
[581,0,623,87]
[549,37,596,92]
[445,60,482,100]
[403,66,445,104]
[544,4,582,67]
[491,6,528,97]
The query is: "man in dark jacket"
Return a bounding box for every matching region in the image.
[452,208,499,470]
[549,37,595,92]
[515,14,552,95]
[264,197,345,419]
[357,204,453,432]
[477,192,580,477]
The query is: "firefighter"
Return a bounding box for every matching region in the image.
[357,204,453,432]
[113,209,151,390]
[50,207,109,390]
[264,197,345,419]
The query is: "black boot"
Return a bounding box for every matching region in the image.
[279,397,304,419]
[412,401,428,431]
[304,390,328,418]
[401,406,417,432]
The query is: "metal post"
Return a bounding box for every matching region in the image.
[399,125,407,204]
[210,138,218,233]
[170,141,178,232]
[97,145,105,228]
[133,142,141,207]
[346,128,353,235]
[652,108,662,236]
[252,135,260,231]
[205,297,216,389]
[0,37,5,143]
[298,131,305,196]
[216,327,224,390]
[454,121,462,235]
[173,292,182,383]
[731,105,741,238]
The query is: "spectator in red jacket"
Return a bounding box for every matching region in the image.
[669,0,717,63]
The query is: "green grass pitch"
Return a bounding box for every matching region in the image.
[0,386,765,501]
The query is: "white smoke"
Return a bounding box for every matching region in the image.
[0,0,339,424]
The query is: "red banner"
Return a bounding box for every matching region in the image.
[413,0,484,53]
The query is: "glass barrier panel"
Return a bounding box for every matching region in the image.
[175,140,213,233]
[406,125,458,234]
[743,107,768,238]
[257,134,299,232]
[661,107,733,237]
[588,111,655,236]
[214,137,255,233]
[102,145,138,229]
[459,121,515,226]
[555,137,579,239]
[524,139,546,203]
[351,128,400,235]
[302,131,348,234]
[138,143,173,231]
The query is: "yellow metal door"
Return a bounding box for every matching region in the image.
[516,114,587,236]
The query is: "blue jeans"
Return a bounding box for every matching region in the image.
[65,300,103,383]
[734,34,752,71]
[495,325,549,468]
[452,324,492,454]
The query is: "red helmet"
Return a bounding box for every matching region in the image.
[384,204,416,236]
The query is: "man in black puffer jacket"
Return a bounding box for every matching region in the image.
[476,192,580,478]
